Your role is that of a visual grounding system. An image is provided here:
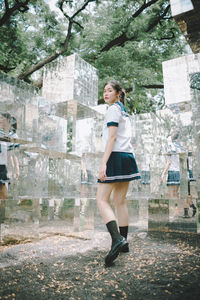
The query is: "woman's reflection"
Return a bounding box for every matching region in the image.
[0,113,20,225]
[161,131,185,199]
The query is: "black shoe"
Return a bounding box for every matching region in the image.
[183,208,190,218]
[190,204,197,217]
[105,237,127,266]
[192,208,197,217]
[120,242,129,253]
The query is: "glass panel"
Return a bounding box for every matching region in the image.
[170,0,193,17]
[1,54,200,245]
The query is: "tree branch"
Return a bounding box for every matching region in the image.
[0,64,16,73]
[18,17,73,79]
[59,0,83,29]
[152,28,176,41]
[72,0,97,19]
[17,0,97,80]
[159,32,175,40]
[59,0,97,29]
[17,52,61,80]
[126,84,164,93]
[100,32,128,52]
[131,0,159,20]
[100,0,160,52]
[145,4,170,32]
[141,84,164,89]
[0,0,30,27]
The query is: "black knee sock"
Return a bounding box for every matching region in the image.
[119,226,128,240]
[106,220,121,246]
[190,203,196,209]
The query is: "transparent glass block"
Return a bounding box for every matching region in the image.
[42,54,98,107]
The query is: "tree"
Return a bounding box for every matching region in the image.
[0,0,187,112]
[1,0,99,80]
[78,0,187,112]
[0,0,99,79]
[0,0,31,26]
[0,0,63,75]
[18,0,99,80]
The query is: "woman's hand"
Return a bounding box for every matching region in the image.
[160,174,164,183]
[15,169,20,180]
[98,163,107,182]
[161,172,166,184]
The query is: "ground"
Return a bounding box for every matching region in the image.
[0,229,200,300]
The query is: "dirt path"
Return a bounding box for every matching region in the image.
[0,230,200,300]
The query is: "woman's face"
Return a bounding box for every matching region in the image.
[103,84,119,105]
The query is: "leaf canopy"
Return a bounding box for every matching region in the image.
[0,0,188,112]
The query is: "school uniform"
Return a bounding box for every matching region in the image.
[140,155,150,185]
[0,130,17,184]
[81,155,95,185]
[98,102,140,183]
[187,153,196,182]
[166,141,184,186]
[0,142,10,184]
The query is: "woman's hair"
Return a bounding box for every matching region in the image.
[171,131,179,142]
[0,112,11,120]
[10,116,17,132]
[104,79,126,104]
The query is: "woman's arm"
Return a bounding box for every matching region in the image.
[161,156,171,183]
[81,156,88,181]
[98,126,118,181]
[8,151,20,179]
[13,153,20,179]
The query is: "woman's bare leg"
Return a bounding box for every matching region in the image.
[113,181,129,226]
[0,183,6,200]
[96,182,115,224]
[97,181,129,265]
[174,186,180,198]
[168,185,179,199]
[0,183,6,224]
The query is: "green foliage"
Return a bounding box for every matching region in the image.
[0,0,188,113]
[79,0,187,113]
[0,0,67,75]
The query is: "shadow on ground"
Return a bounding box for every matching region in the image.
[0,230,200,300]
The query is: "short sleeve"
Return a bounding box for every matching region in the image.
[106,104,121,127]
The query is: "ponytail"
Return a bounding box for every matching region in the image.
[119,89,126,105]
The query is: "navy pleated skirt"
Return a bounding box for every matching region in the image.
[167,170,180,186]
[98,152,141,183]
[188,169,196,182]
[141,170,150,185]
[0,165,10,184]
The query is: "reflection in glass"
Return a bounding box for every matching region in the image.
[1,54,200,243]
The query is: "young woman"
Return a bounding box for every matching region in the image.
[0,113,19,200]
[161,131,184,199]
[96,80,140,266]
